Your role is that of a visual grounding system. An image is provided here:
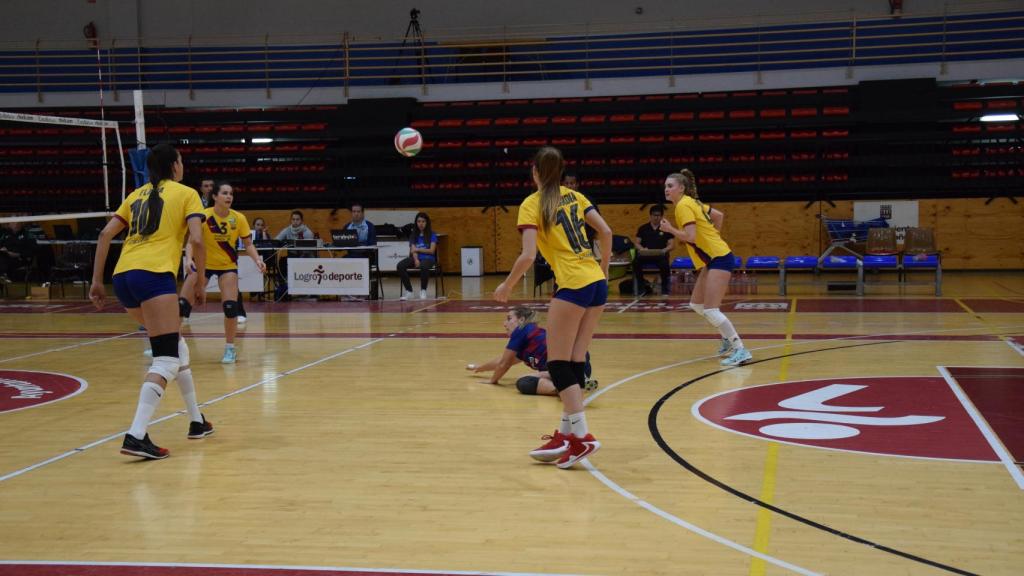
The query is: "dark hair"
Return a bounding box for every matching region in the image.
[533,146,565,229]
[253,217,266,227]
[139,143,178,236]
[290,210,304,221]
[350,202,364,211]
[213,181,232,197]
[649,204,666,215]
[414,211,433,245]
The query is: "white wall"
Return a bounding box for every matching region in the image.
[1,0,1008,44]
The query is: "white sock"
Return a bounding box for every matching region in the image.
[177,337,190,366]
[568,411,588,437]
[558,414,571,435]
[707,309,743,350]
[225,343,235,350]
[176,368,202,422]
[690,302,705,317]
[128,381,164,439]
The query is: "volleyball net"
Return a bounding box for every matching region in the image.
[0,110,128,227]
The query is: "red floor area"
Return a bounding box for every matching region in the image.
[960,299,1024,313]
[947,366,1024,464]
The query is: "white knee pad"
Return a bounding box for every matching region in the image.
[178,337,190,367]
[704,308,727,328]
[690,303,705,317]
[148,356,181,382]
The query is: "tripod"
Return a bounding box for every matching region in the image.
[390,8,427,86]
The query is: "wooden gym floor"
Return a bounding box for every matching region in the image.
[0,271,1022,576]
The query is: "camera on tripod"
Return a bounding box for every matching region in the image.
[410,8,420,21]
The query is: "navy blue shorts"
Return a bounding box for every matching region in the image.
[205,268,237,279]
[706,252,736,272]
[112,270,177,309]
[553,279,608,308]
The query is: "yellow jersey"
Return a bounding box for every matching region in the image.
[673,195,731,269]
[202,207,251,270]
[113,180,205,276]
[517,186,605,290]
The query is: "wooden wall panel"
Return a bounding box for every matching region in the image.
[922,198,1024,269]
[23,198,1021,272]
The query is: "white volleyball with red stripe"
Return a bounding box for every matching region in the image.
[394,127,423,157]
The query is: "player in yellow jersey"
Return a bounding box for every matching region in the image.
[659,169,752,366]
[179,182,266,364]
[494,146,613,469]
[89,143,213,460]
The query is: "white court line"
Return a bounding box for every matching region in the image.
[937,366,1024,491]
[0,337,385,483]
[582,462,820,576]
[0,560,588,576]
[616,297,642,313]
[580,322,1024,573]
[0,309,229,365]
[1005,338,1024,358]
[585,321,1024,404]
[0,330,138,365]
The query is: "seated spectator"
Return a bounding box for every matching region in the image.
[396,211,438,300]
[0,220,37,284]
[276,210,313,242]
[465,306,597,396]
[344,202,376,247]
[251,217,272,242]
[634,204,674,295]
[275,210,316,281]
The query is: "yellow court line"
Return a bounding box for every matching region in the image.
[749,297,796,576]
[956,298,1020,343]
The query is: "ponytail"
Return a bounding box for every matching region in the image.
[139,143,178,236]
[667,168,699,200]
[533,146,565,229]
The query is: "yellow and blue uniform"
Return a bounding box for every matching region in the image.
[517,186,605,290]
[111,180,205,308]
[113,180,205,276]
[202,207,251,273]
[673,195,731,270]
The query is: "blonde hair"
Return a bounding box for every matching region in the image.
[533,146,565,229]
[667,168,699,200]
[511,305,536,325]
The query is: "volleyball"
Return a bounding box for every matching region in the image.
[394,127,423,157]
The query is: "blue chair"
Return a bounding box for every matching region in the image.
[902,254,942,296]
[780,256,818,296]
[671,257,695,270]
[745,256,781,294]
[863,255,898,269]
[820,255,864,295]
[861,255,899,294]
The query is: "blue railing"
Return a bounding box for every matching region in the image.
[0,9,1021,95]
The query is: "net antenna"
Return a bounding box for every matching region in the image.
[0,110,126,221]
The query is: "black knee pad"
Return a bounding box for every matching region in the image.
[178,297,192,319]
[515,375,540,395]
[547,360,578,392]
[570,361,587,389]
[223,300,239,318]
[236,299,247,315]
[149,332,180,358]
[584,351,593,379]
